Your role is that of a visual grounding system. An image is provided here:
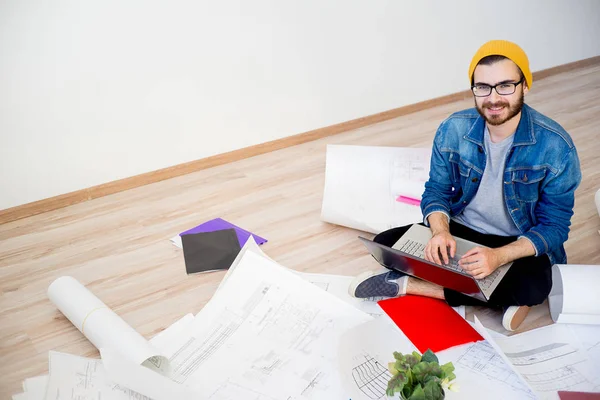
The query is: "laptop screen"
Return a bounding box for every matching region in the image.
[359,237,484,301]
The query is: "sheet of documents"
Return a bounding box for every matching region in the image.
[47,276,170,374]
[163,250,373,399]
[149,313,195,352]
[13,314,201,400]
[493,323,600,398]
[44,351,150,400]
[22,375,48,398]
[338,318,535,400]
[565,324,600,372]
[549,264,600,325]
[321,144,431,234]
[101,348,202,400]
[337,318,416,400]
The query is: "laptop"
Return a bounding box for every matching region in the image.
[359,224,512,302]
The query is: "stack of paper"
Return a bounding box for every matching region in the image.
[338,316,600,400]
[14,238,381,399]
[11,312,200,400]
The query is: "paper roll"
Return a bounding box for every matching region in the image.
[549,264,600,325]
[47,276,169,374]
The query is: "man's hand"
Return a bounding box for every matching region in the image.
[425,231,456,265]
[459,247,501,279]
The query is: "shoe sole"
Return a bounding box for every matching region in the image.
[502,306,530,331]
[347,270,379,298]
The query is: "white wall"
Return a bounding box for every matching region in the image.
[1,0,600,210]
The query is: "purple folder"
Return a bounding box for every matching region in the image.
[179,218,267,247]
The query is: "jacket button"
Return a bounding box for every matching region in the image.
[471,177,478,183]
[478,147,483,153]
[463,201,467,204]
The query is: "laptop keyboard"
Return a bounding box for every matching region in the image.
[397,239,499,290]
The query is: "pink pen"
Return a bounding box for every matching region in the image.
[396,195,421,206]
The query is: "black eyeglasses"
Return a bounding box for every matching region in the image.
[471,79,524,97]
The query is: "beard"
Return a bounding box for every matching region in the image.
[475,90,524,126]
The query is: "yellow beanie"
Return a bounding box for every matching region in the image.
[468,40,532,89]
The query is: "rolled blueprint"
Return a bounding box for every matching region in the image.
[47,276,170,374]
[549,264,600,325]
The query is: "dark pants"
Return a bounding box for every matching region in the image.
[373,221,553,308]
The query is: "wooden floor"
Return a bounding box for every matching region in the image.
[1,64,599,399]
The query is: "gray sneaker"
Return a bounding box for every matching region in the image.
[348,270,406,299]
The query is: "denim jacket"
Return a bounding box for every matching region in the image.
[421,104,582,265]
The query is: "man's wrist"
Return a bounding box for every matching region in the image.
[427,213,450,236]
[431,227,449,237]
[493,247,511,267]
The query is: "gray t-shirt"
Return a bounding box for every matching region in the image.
[453,126,521,236]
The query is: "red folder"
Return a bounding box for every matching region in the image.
[378,295,483,353]
[558,392,600,400]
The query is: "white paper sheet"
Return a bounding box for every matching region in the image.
[321,145,431,234]
[214,235,274,294]
[170,234,183,248]
[439,341,535,399]
[493,323,600,398]
[566,324,600,373]
[472,317,536,396]
[22,375,48,399]
[149,313,194,353]
[101,348,202,400]
[549,264,600,325]
[338,317,534,400]
[47,276,169,374]
[166,250,372,399]
[337,318,416,400]
[44,351,150,400]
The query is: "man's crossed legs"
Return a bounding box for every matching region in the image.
[348,221,553,331]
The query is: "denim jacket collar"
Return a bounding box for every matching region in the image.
[463,104,537,147]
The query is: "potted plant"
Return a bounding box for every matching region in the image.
[386,349,458,399]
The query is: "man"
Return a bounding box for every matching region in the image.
[349,40,582,331]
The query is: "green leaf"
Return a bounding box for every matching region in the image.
[412,351,422,363]
[405,354,421,368]
[421,349,439,364]
[408,384,426,400]
[387,371,408,394]
[402,384,413,399]
[423,379,444,400]
[406,367,414,387]
[388,362,398,375]
[440,361,456,381]
[412,362,442,384]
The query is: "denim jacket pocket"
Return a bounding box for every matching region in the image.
[511,168,546,202]
[449,152,474,202]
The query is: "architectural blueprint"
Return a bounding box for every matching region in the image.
[164,250,372,399]
[43,351,150,400]
[340,318,539,400]
[495,323,600,398]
